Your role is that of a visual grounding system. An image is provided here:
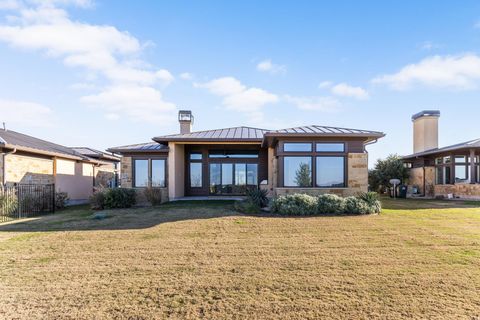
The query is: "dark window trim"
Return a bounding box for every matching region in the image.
[132,157,167,188]
[282,155,313,188]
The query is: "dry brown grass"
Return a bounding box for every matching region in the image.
[0,198,479,319]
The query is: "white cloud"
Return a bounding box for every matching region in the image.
[105,113,120,121]
[0,0,21,10]
[0,99,53,126]
[420,41,441,51]
[81,85,176,123]
[372,54,480,90]
[197,76,278,114]
[256,59,286,74]
[318,81,332,89]
[0,1,177,122]
[330,83,369,100]
[179,72,193,80]
[284,95,341,112]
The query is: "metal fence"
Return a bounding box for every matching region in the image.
[0,184,55,222]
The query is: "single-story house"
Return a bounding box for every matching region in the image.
[403,110,480,199]
[109,110,385,201]
[0,128,119,203]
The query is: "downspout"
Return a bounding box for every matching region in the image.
[2,148,17,186]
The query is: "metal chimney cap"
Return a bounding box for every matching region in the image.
[411,110,440,121]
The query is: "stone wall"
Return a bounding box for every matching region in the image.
[407,166,435,196]
[0,153,3,184]
[434,184,480,199]
[95,163,116,188]
[274,153,368,197]
[5,153,54,185]
[134,187,169,205]
[120,156,132,188]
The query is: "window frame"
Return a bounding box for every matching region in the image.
[279,140,348,188]
[315,142,345,153]
[282,155,313,187]
[315,156,346,188]
[132,157,167,188]
[283,142,313,152]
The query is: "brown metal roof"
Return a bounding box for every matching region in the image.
[71,147,120,162]
[0,129,86,160]
[403,138,480,160]
[153,126,270,143]
[107,142,169,154]
[267,125,385,135]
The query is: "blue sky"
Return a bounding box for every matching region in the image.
[1,0,480,167]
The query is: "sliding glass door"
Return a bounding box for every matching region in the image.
[209,163,258,195]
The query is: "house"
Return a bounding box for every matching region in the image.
[70,147,120,188]
[0,129,119,203]
[403,110,480,199]
[108,110,385,201]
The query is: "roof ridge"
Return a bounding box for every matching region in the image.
[157,125,270,137]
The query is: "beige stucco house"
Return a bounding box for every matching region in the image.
[404,110,480,199]
[0,129,119,203]
[109,111,385,201]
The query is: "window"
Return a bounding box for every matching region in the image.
[316,143,344,152]
[235,164,246,186]
[134,159,149,187]
[454,155,469,184]
[247,164,258,185]
[133,159,166,188]
[284,157,312,187]
[209,151,258,158]
[190,163,202,187]
[436,166,451,185]
[283,143,312,152]
[316,157,345,187]
[151,160,166,187]
[190,153,202,160]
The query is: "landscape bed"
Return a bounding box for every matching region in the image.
[0,198,479,319]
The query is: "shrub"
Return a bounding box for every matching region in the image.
[55,192,69,210]
[90,191,106,210]
[271,193,317,215]
[316,194,345,214]
[344,196,374,215]
[246,188,269,208]
[234,199,260,214]
[357,192,382,214]
[104,188,136,209]
[144,187,163,206]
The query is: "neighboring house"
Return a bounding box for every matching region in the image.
[71,147,120,188]
[403,110,480,199]
[109,110,385,201]
[0,129,119,203]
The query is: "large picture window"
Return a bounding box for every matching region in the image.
[133,158,166,188]
[190,163,202,187]
[284,157,312,187]
[316,157,345,187]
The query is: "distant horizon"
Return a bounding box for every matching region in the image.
[1,1,480,167]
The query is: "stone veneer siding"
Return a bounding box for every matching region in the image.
[4,153,54,185]
[407,166,435,196]
[274,153,368,197]
[434,184,480,199]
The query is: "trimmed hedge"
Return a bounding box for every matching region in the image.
[271,192,381,216]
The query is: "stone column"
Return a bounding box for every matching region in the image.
[470,149,476,184]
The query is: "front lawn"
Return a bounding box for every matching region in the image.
[0,198,479,319]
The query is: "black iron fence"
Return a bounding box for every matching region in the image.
[0,184,55,222]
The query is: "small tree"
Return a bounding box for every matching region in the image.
[369,154,409,193]
[295,163,312,187]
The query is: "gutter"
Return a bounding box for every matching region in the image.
[2,148,17,186]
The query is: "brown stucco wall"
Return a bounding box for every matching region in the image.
[4,153,54,185]
[273,153,368,197]
[434,184,480,199]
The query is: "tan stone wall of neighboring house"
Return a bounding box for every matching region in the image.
[407,166,435,196]
[4,154,54,185]
[120,156,133,188]
[434,184,480,199]
[94,163,117,188]
[274,153,368,197]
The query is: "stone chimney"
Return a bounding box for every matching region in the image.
[412,110,440,153]
[178,110,193,134]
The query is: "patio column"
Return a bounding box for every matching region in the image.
[470,149,476,184]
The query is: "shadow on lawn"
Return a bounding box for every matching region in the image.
[0,201,243,233]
